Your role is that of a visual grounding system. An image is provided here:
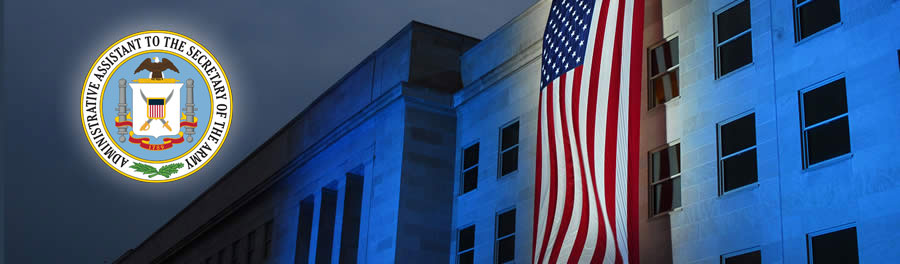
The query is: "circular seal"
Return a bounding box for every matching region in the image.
[80,31,232,182]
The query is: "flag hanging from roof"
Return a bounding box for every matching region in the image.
[532,0,644,263]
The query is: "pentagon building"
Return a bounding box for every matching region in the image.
[114,0,900,263]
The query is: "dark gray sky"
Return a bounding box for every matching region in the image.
[1,0,536,262]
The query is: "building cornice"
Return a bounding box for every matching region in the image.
[454,39,542,108]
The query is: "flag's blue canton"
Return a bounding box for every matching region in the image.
[541,0,595,88]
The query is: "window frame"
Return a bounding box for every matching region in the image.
[495,207,517,264]
[498,119,521,178]
[460,141,480,195]
[713,0,753,79]
[806,223,859,264]
[793,0,843,43]
[647,34,681,109]
[457,224,476,264]
[648,141,682,217]
[717,111,758,196]
[799,75,851,169]
[721,246,761,264]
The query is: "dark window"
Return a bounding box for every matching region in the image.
[801,78,850,167]
[649,37,680,108]
[295,197,315,264]
[500,121,520,176]
[458,226,475,264]
[723,250,761,264]
[231,240,240,264]
[462,143,480,194]
[339,174,364,264]
[217,248,225,264]
[247,231,256,264]
[316,189,338,264]
[496,209,516,263]
[794,0,841,41]
[264,221,273,259]
[715,1,753,77]
[205,257,213,264]
[718,113,757,194]
[650,144,681,215]
[809,226,859,264]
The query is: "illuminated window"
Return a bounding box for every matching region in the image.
[715,1,752,78]
[808,225,859,264]
[458,225,475,264]
[718,113,757,194]
[649,37,680,108]
[722,249,761,264]
[496,209,516,264]
[650,143,681,215]
[499,121,519,177]
[461,142,479,194]
[800,78,850,168]
[794,0,841,41]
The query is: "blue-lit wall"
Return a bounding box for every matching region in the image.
[655,0,900,263]
[451,1,548,263]
[117,0,900,263]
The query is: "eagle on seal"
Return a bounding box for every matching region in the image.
[135,57,179,79]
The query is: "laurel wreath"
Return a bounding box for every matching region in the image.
[129,162,185,178]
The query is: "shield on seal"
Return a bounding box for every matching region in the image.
[129,82,183,138]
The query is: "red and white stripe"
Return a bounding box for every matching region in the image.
[532,0,644,263]
[150,105,164,119]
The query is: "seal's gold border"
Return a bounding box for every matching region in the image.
[80,30,233,183]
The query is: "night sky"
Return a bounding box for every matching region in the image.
[0,0,536,262]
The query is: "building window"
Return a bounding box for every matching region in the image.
[722,249,761,264]
[801,78,850,168]
[715,0,752,78]
[499,121,519,177]
[718,113,757,194]
[231,240,239,264]
[649,143,681,215]
[217,248,225,264]
[808,226,859,264]
[264,221,273,259]
[648,36,680,108]
[461,142,480,194]
[496,209,516,264]
[458,226,475,264]
[247,231,256,263]
[794,0,841,41]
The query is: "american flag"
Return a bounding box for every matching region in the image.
[532,0,644,263]
[148,98,165,119]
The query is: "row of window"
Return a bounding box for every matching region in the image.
[295,174,365,264]
[456,212,856,264]
[650,0,843,108]
[650,77,851,215]
[457,208,517,264]
[201,220,273,264]
[721,224,859,264]
[460,120,520,195]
